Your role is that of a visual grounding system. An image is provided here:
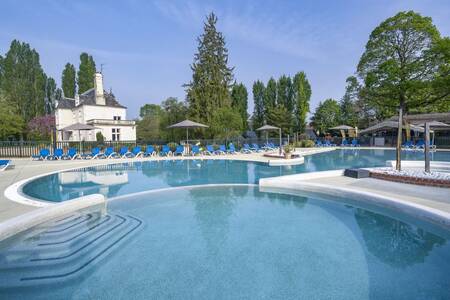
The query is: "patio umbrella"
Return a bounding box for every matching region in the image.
[256,125,282,155]
[167,119,209,150]
[330,125,354,139]
[60,123,99,152]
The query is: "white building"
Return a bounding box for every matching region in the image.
[55,72,136,141]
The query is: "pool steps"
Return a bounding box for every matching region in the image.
[0,211,142,288]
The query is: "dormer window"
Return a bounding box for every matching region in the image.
[113,116,121,121]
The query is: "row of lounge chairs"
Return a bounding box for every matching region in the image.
[402,140,436,150]
[315,139,360,147]
[31,143,280,161]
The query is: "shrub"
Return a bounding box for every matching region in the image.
[167,142,178,151]
[295,139,315,148]
[96,132,105,143]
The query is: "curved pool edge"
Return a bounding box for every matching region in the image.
[0,194,106,243]
[3,155,273,207]
[259,170,450,230]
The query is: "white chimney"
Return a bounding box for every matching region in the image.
[75,94,80,106]
[94,72,105,105]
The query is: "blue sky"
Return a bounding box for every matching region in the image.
[1,0,449,119]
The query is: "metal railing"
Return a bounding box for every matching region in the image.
[86,119,136,126]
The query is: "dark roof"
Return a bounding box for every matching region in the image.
[56,89,126,109]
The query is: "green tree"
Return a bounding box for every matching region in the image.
[62,63,76,98]
[263,78,277,118]
[0,40,47,122]
[357,10,449,169]
[231,83,248,130]
[44,77,57,114]
[277,75,294,111]
[140,104,163,119]
[292,71,311,133]
[185,12,234,126]
[160,97,188,141]
[252,80,265,131]
[339,76,359,127]
[77,53,96,93]
[311,99,341,134]
[210,106,243,140]
[0,94,25,139]
[137,104,164,140]
[266,105,293,135]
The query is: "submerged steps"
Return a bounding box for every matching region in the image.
[0,211,143,289]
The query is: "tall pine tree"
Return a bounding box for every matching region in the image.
[231,83,248,130]
[77,53,96,94]
[263,78,277,122]
[252,81,265,131]
[293,71,311,133]
[185,12,234,126]
[277,75,294,111]
[62,63,76,98]
[339,76,359,127]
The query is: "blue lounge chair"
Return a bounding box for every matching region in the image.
[64,148,81,160]
[53,148,64,160]
[341,139,348,146]
[251,143,262,152]
[0,160,11,171]
[315,140,323,147]
[143,145,156,157]
[160,145,172,156]
[216,145,226,155]
[241,144,253,153]
[402,141,414,149]
[102,147,119,159]
[173,145,184,156]
[82,147,102,159]
[269,142,278,149]
[351,139,360,147]
[204,145,216,155]
[262,143,275,151]
[191,145,201,156]
[227,144,237,154]
[324,140,336,147]
[119,146,133,158]
[32,149,51,160]
[131,146,144,158]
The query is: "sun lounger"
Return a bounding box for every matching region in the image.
[241,144,253,153]
[227,144,237,154]
[101,147,119,159]
[173,145,184,156]
[119,146,133,158]
[32,149,51,160]
[315,140,323,147]
[0,160,11,171]
[131,146,144,158]
[143,145,156,157]
[64,148,81,160]
[191,145,201,156]
[324,140,336,147]
[251,143,262,152]
[341,139,348,146]
[160,145,172,156]
[52,148,64,160]
[82,147,102,159]
[204,145,216,155]
[351,139,360,147]
[215,145,226,155]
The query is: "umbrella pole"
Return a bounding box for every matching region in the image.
[186,128,189,155]
[424,122,430,173]
[279,128,282,156]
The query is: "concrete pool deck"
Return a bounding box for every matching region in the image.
[1,147,449,226]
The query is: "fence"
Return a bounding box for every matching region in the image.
[1,135,449,157]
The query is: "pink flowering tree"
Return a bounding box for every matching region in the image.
[27,115,55,140]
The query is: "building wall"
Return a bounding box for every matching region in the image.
[96,125,136,141]
[82,105,127,121]
[55,108,73,130]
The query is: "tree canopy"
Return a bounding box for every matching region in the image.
[252,80,265,131]
[311,99,341,134]
[185,12,234,128]
[62,63,76,98]
[292,71,311,132]
[77,53,96,94]
[231,83,248,130]
[357,11,447,115]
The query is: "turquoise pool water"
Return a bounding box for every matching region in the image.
[1,186,449,299]
[22,149,450,202]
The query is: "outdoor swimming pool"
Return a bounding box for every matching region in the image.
[1,185,449,299]
[22,149,450,202]
[2,149,450,299]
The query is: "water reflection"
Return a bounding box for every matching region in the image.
[354,209,446,268]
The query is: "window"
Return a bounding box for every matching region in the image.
[113,116,121,120]
[112,128,121,141]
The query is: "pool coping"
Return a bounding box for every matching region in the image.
[259,170,450,229]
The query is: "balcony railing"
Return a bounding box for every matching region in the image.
[86,119,135,126]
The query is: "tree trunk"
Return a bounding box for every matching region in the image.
[395,105,403,171]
